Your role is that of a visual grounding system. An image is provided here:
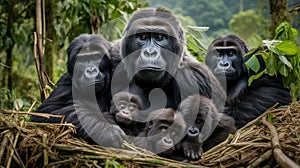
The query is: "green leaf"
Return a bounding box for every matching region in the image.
[266,53,278,76]
[245,55,260,73]
[248,71,264,86]
[276,40,299,56]
[279,64,288,77]
[278,56,293,69]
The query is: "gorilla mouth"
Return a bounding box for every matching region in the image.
[214,68,235,75]
[138,66,164,72]
[82,80,104,86]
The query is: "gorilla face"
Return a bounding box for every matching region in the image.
[121,8,184,87]
[205,35,248,83]
[110,92,143,125]
[68,35,112,93]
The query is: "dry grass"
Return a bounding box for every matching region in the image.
[0,102,299,168]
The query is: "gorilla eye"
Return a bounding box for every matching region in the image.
[118,102,126,109]
[129,106,135,112]
[196,118,202,124]
[160,126,168,131]
[137,33,148,41]
[154,34,164,41]
[228,51,234,56]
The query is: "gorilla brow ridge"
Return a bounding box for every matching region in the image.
[124,8,184,43]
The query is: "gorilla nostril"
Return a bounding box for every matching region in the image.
[122,110,130,115]
[219,62,230,69]
[143,48,158,57]
[85,67,99,77]
[188,126,199,136]
[163,137,173,144]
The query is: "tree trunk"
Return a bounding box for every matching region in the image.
[44,0,56,81]
[1,7,15,93]
[269,0,291,38]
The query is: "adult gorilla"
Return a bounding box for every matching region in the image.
[205,34,291,128]
[32,34,125,147]
[110,7,226,151]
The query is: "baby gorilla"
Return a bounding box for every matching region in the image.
[135,108,187,158]
[179,95,236,161]
[105,92,144,136]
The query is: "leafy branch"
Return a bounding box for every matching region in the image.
[245,22,300,100]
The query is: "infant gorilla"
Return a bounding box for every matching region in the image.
[134,108,187,158]
[179,95,237,160]
[105,92,144,136]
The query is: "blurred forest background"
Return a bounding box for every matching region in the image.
[0,0,299,110]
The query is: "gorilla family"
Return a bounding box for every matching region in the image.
[32,8,290,162]
[205,34,291,128]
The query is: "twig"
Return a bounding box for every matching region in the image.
[6,137,25,168]
[0,132,11,164]
[43,134,48,166]
[0,109,65,120]
[262,116,300,168]
[247,150,272,168]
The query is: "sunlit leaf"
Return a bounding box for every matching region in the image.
[276,40,299,56]
[278,56,293,69]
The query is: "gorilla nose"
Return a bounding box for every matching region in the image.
[219,62,230,69]
[121,110,130,115]
[85,67,99,77]
[188,126,200,137]
[163,136,173,144]
[143,48,158,58]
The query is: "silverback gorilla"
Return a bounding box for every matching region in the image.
[205,34,291,128]
[32,34,125,147]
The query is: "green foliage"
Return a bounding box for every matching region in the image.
[245,22,300,100]
[0,0,148,110]
[101,15,129,41]
[229,10,260,40]
[185,26,210,62]
[56,0,148,45]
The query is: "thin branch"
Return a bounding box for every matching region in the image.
[262,116,300,168]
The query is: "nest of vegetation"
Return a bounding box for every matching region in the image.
[0,102,299,168]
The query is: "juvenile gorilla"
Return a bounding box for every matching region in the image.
[135,108,187,158]
[32,34,125,147]
[111,8,225,120]
[104,92,144,136]
[179,95,236,161]
[205,34,291,128]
